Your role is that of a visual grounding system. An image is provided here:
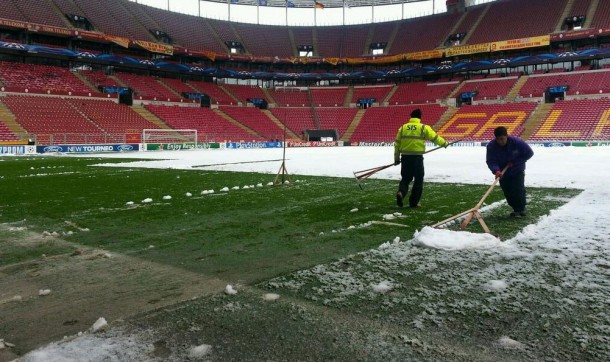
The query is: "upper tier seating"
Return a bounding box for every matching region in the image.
[0,62,95,94]
[220,106,285,141]
[72,0,153,41]
[310,88,348,107]
[591,0,610,29]
[529,99,610,141]
[269,88,311,107]
[454,77,519,100]
[350,104,447,142]
[351,86,393,104]
[519,71,610,97]
[187,81,236,105]
[145,105,262,142]
[391,12,460,53]
[115,73,178,100]
[467,0,567,44]
[222,84,268,104]
[438,102,537,141]
[389,82,458,105]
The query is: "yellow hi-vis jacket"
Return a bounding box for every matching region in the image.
[394,117,448,161]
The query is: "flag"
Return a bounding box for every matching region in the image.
[230,0,239,3]
[314,1,324,9]
[287,0,295,7]
[259,0,267,5]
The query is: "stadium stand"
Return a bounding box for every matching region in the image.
[0,122,19,141]
[187,81,236,105]
[316,108,359,138]
[529,99,610,141]
[269,88,311,107]
[467,0,567,44]
[114,73,179,101]
[0,62,96,94]
[310,88,348,107]
[453,77,519,100]
[437,102,538,141]
[145,105,262,142]
[350,104,447,142]
[270,108,316,137]
[519,70,610,98]
[220,106,285,140]
[351,86,393,104]
[591,0,610,28]
[232,23,293,58]
[391,12,460,53]
[222,84,268,104]
[389,82,458,105]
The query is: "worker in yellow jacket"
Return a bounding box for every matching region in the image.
[394,108,448,208]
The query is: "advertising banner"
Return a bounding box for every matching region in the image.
[405,49,444,61]
[146,142,220,151]
[571,141,610,147]
[287,141,340,147]
[37,144,139,153]
[445,43,491,57]
[225,142,283,149]
[104,34,130,48]
[0,145,35,154]
[490,35,550,52]
[134,40,173,55]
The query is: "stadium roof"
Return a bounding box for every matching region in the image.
[205,0,428,8]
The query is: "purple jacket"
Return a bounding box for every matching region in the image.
[486,136,534,177]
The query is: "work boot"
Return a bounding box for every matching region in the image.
[396,192,403,207]
[510,211,522,218]
[519,210,527,217]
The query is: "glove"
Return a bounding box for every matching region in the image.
[394,159,400,165]
[506,161,513,168]
[443,141,449,148]
[494,170,503,179]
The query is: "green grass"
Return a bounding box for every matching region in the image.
[0,156,579,283]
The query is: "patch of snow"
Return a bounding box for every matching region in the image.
[38,289,51,296]
[224,285,237,295]
[412,226,505,250]
[372,281,393,293]
[141,198,152,203]
[91,317,108,333]
[188,344,212,358]
[263,293,280,301]
[162,195,172,200]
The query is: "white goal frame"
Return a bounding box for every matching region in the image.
[142,129,198,146]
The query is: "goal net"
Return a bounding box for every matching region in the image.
[142,129,198,146]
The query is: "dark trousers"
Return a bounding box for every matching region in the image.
[398,155,424,208]
[499,171,526,212]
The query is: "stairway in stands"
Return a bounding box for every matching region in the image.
[521,103,554,140]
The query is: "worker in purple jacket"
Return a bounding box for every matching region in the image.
[486,126,534,217]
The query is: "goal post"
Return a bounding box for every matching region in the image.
[142,129,198,147]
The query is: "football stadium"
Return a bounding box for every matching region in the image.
[1,0,609,360]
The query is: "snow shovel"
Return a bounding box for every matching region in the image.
[431,165,509,233]
[353,139,463,190]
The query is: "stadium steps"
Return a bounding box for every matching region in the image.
[312,29,319,58]
[340,109,366,142]
[382,85,398,105]
[261,110,300,139]
[0,99,28,135]
[108,75,129,88]
[262,88,277,105]
[64,99,108,133]
[213,109,263,138]
[363,27,374,56]
[72,71,99,93]
[521,103,554,140]
[447,82,466,99]
[555,0,576,33]
[288,29,298,57]
[49,0,74,28]
[385,24,400,55]
[433,106,459,131]
[460,3,491,45]
[344,87,354,107]
[131,105,172,130]
[585,0,600,28]
[157,79,182,97]
[442,11,468,48]
[506,75,530,101]
[117,1,158,42]
[218,85,241,104]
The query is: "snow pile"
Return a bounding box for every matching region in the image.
[38,289,51,296]
[141,198,152,203]
[411,226,504,250]
[484,280,508,292]
[125,201,134,206]
[220,187,230,192]
[188,344,212,358]
[497,336,525,349]
[224,285,237,295]
[91,317,108,333]
[185,192,192,197]
[350,208,359,213]
[372,281,393,294]
[263,293,280,301]
[162,195,172,200]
